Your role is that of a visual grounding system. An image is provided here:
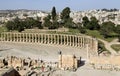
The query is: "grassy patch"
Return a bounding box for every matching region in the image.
[98,40,111,54]
[111,44,120,52]
[69,28,79,34]
[0,26,8,37]
[0,26,7,33]
[86,30,102,38]
[86,29,115,42]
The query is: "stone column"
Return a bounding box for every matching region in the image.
[70,35,72,46]
[4,33,6,41]
[58,54,62,68]
[16,33,18,42]
[52,34,53,44]
[34,34,36,43]
[47,34,50,44]
[57,34,59,45]
[75,36,77,47]
[72,36,74,46]
[93,38,98,56]
[54,35,56,44]
[6,33,8,41]
[67,35,69,45]
[60,35,62,45]
[32,33,34,43]
[1,33,3,41]
[64,35,65,45]
[7,33,9,41]
[10,33,12,42]
[26,33,28,42]
[36,34,39,43]
[43,34,45,43]
[18,33,19,42]
[38,34,40,43]
[28,33,30,42]
[80,37,82,48]
[5,33,6,41]
[20,33,22,42]
[2,33,4,41]
[23,33,24,42]
[13,33,15,42]
[41,34,43,43]
[8,33,11,41]
[12,33,14,41]
[83,37,85,48]
[36,34,38,43]
[6,33,9,41]
[52,34,54,44]
[44,34,46,44]
[0,33,2,41]
[3,33,5,41]
[78,36,80,47]
[15,33,17,42]
[24,33,26,42]
[50,34,51,44]
[39,34,41,43]
[81,37,83,48]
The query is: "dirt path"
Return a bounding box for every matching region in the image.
[98,38,120,55]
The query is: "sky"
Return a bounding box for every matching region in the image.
[0,0,120,11]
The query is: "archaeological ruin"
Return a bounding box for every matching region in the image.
[58,54,80,70]
[0,32,98,56]
[89,56,120,71]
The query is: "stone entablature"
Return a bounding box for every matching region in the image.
[0,32,98,55]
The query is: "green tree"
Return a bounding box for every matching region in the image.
[61,7,71,20]
[6,17,43,32]
[51,6,57,21]
[43,14,52,27]
[82,16,89,27]
[34,20,43,29]
[60,7,73,28]
[61,7,71,23]
[14,17,21,30]
[6,21,14,31]
[64,18,74,28]
[115,25,120,34]
[100,21,115,38]
[115,25,120,42]
[17,21,25,32]
[118,35,120,42]
[75,23,86,34]
[85,17,100,30]
[51,6,59,29]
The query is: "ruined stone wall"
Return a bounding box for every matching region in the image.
[59,55,78,69]
[0,59,4,68]
[8,56,23,69]
[90,56,120,70]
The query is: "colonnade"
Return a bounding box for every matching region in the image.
[0,32,98,53]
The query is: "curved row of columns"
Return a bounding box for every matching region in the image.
[0,32,98,54]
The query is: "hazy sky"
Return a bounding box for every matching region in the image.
[0,0,120,11]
